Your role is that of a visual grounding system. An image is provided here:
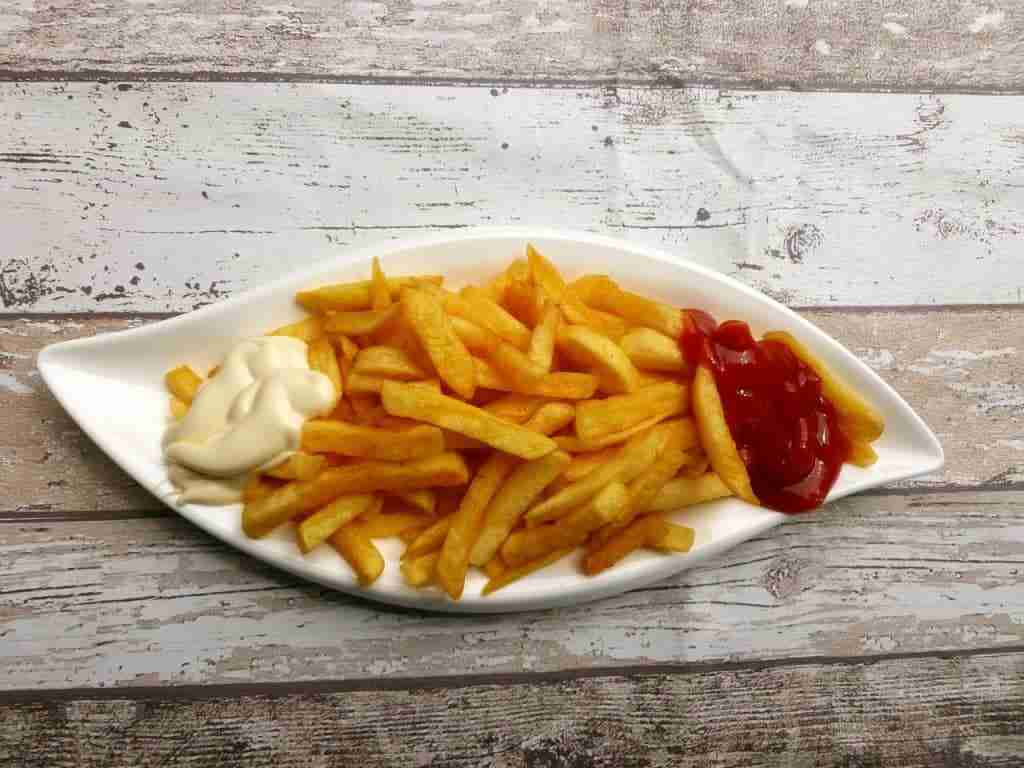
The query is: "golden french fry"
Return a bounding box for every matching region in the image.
[242,473,282,503]
[402,287,476,399]
[390,489,437,516]
[522,402,575,436]
[482,546,574,596]
[482,556,506,581]
[554,414,670,453]
[270,316,324,343]
[333,334,361,363]
[526,245,626,340]
[646,472,732,513]
[381,382,557,459]
[488,341,546,390]
[501,481,629,567]
[324,305,401,336]
[443,288,532,350]
[503,279,546,327]
[401,551,439,587]
[527,301,559,372]
[307,337,343,397]
[619,328,689,374]
[437,453,517,599]
[563,445,620,482]
[352,346,427,381]
[371,257,392,310]
[481,394,545,424]
[474,358,598,400]
[356,509,426,539]
[346,372,439,396]
[582,514,668,576]
[486,274,510,304]
[556,325,639,395]
[302,420,444,461]
[571,274,682,338]
[847,441,879,467]
[265,452,328,481]
[330,525,385,585]
[296,276,443,313]
[449,315,503,356]
[505,258,531,283]
[762,331,885,443]
[526,422,677,525]
[443,431,491,452]
[403,513,453,559]
[469,450,571,566]
[169,396,189,420]
[681,452,711,477]
[636,370,680,388]
[243,452,469,538]
[647,523,695,553]
[693,365,758,505]
[165,365,203,403]
[296,493,377,553]
[574,381,689,443]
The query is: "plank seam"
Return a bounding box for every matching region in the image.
[2,645,1022,705]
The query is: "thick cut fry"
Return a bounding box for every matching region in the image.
[526,244,626,339]
[482,546,574,596]
[681,452,711,477]
[346,372,438,395]
[503,279,546,327]
[575,382,689,442]
[243,452,469,538]
[165,365,203,403]
[692,365,758,505]
[324,305,401,336]
[242,473,282,503]
[402,287,476,399]
[522,402,576,436]
[356,509,425,539]
[483,556,505,580]
[399,525,429,545]
[443,431,491,452]
[563,445,620,482]
[474,359,598,400]
[481,394,544,424]
[555,414,671,453]
[348,394,380,424]
[527,422,676,524]
[469,450,571,566]
[370,257,392,310]
[403,514,453,559]
[170,397,189,420]
[401,551,439,587]
[488,341,546,390]
[619,328,689,374]
[505,258,531,283]
[390,489,437,516]
[296,276,443,313]
[443,288,532,349]
[848,441,879,467]
[591,424,687,547]
[437,453,517,599]
[647,523,695,553]
[333,334,361,364]
[486,274,510,304]
[528,302,560,373]
[449,315,503,355]
[571,275,683,338]
[501,481,630,566]
[646,472,732,513]
[307,337,343,397]
[582,514,669,576]
[331,525,385,585]
[763,331,885,443]
[302,420,444,461]
[556,325,639,394]
[265,452,328,481]
[352,346,427,381]
[381,382,556,459]
[296,493,376,553]
[270,316,324,343]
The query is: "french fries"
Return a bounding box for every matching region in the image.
[167,245,886,599]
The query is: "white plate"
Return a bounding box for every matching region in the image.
[38,227,943,613]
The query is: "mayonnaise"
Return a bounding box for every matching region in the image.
[164,336,336,505]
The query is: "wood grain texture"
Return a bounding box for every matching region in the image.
[3,652,1023,767]
[4,306,1019,514]
[0,0,1020,92]
[3,489,1022,689]
[3,83,1024,312]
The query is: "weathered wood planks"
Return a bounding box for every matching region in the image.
[2,84,1024,312]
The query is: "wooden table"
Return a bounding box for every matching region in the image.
[2,2,1023,765]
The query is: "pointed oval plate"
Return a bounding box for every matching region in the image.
[39,228,943,612]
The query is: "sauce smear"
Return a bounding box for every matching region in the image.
[680,312,850,513]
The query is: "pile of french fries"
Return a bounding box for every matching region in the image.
[165,244,882,599]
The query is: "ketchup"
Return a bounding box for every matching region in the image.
[680,311,850,513]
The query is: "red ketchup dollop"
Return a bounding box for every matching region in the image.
[680,311,850,514]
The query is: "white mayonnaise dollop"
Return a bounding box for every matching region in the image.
[164,336,336,504]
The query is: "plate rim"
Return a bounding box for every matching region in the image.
[38,225,945,613]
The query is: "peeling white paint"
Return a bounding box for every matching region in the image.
[814,39,832,56]
[0,372,33,394]
[857,348,895,371]
[784,0,809,7]
[882,22,907,37]
[969,10,1005,34]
